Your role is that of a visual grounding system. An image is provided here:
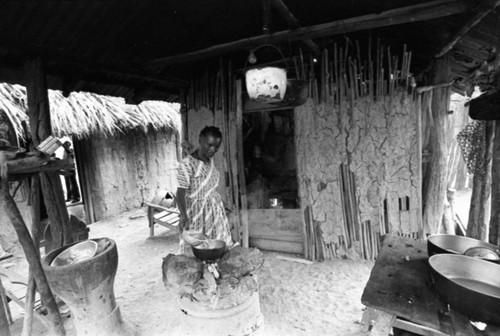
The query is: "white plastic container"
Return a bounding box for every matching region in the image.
[246,67,287,103]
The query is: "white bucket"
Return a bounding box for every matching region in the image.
[246,67,287,103]
[177,291,264,336]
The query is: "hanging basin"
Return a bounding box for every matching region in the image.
[427,234,500,263]
[245,67,287,103]
[429,254,500,325]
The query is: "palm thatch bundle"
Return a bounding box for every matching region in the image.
[0,83,180,139]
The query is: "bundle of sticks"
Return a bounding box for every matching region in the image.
[292,38,412,105]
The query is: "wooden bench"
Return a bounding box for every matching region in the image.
[146,190,180,237]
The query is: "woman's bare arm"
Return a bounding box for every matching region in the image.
[176,188,188,231]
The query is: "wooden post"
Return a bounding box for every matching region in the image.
[22,175,41,336]
[422,57,451,235]
[236,79,249,247]
[25,57,72,248]
[236,79,249,248]
[0,181,65,336]
[467,121,494,240]
[23,57,66,335]
[416,91,424,237]
[489,120,500,245]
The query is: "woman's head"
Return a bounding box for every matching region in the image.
[198,126,222,158]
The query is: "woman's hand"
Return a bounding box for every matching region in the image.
[181,229,206,246]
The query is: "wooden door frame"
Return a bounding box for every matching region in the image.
[239,81,305,255]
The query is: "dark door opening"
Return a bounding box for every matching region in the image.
[243,109,299,209]
[242,108,304,255]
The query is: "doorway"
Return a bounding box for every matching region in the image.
[242,108,304,254]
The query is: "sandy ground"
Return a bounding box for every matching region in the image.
[4,188,474,336]
[5,206,374,336]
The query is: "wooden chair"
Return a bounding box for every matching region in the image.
[0,265,71,329]
[146,190,180,237]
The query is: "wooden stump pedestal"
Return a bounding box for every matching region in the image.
[43,239,135,336]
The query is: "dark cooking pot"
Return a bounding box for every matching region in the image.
[192,239,226,261]
[427,234,500,263]
[429,254,500,325]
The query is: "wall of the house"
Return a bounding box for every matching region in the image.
[295,92,420,258]
[80,128,178,222]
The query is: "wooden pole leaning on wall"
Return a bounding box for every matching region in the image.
[421,57,451,235]
[235,79,249,248]
[22,175,41,336]
[489,120,500,245]
[218,59,243,245]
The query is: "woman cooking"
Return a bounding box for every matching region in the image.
[176,126,234,254]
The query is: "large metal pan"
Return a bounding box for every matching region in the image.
[428,234,500,263]
[429,254,500,325]
[191,239,226,261]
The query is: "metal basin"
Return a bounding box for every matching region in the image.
[192,239,226,261]
[429,254,500,324]
[50,240,98,266]
[427,234,500,263]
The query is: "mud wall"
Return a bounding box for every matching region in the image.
[83,129,178,221]
[295,92,420,258]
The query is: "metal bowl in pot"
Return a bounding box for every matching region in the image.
[429,254,500,324]
[427,234,500,263]
[50,240,98,266]
[192,239,226,261]
[464,246,500,261]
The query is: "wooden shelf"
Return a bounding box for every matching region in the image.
[7,155,73,177]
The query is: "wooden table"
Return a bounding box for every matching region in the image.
[361,235,476,336]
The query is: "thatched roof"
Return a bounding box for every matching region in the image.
[0,83,180,140]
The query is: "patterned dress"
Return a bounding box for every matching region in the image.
[177,154,233,246]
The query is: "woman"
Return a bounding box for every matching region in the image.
[176,126,233,253]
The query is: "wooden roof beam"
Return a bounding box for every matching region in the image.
[417,0,500,77]
[270,0,320,56]
[0,61,180,101]
[435,0,500,58]
[146,0,469,68]
[0,39,189,88]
